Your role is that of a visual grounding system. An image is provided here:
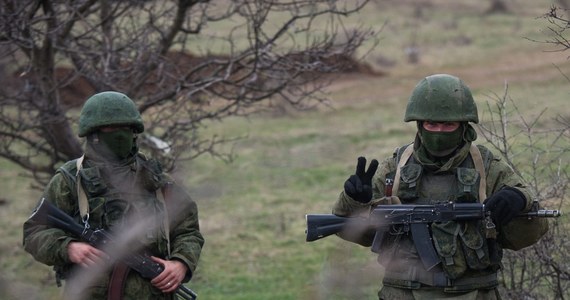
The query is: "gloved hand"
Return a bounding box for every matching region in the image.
[483,187,527,226]
[344,157,379,203]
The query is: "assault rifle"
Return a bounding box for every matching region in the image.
[29,198,198,300]
[306,201,560,270]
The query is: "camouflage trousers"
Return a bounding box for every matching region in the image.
[378,286,501,300]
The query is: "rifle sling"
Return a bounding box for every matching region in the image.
[108,262,130,300]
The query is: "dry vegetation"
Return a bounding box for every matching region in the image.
[1,1,569,299]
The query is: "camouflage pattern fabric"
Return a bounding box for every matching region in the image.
[404,74,479,123]
[23,150,204,299]
[78,91,144,137]
[333,143,538,300]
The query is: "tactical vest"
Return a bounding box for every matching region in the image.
[379,143,501,292]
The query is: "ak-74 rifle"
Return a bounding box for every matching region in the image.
[306,201,560,270]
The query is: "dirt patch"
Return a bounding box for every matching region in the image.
[323,46,570,109]
[5,51,383,110]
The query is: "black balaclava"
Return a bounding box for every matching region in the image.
[87,128,136,162]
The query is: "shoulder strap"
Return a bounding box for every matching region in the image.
[75,155,90,226]
[392,143,415,197]
[469,144,487,201]
[156,184,171,257]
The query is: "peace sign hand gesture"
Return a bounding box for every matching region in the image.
[343,157,379,203]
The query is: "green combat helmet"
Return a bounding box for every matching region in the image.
[78,91,144,137]
[404,74,478,123]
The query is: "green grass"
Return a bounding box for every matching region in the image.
[2,1,570,299]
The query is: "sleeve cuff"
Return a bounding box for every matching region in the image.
[170,254,194,282]
[58,236,78,264]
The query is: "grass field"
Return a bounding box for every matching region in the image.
[1,1,569,299]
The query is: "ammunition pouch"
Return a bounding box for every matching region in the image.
[396,164,422,200]
[432,221,492,279]
[455,167,480,203]
[78,167,108,196]
[139,157,165,192]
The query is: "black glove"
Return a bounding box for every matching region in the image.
[344,157,379,203]
[483,187,526,226]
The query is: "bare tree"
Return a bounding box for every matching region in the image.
[480,6,570,298]
[556,0,570,11]
[478,84,570,299]
[534,5,570,56]
[0,0,375,187]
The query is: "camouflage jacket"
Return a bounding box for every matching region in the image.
[23,152,204,299]
[332,142,545,292]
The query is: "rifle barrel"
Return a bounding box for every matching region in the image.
[521,209,561,218]
[178,285,198,300]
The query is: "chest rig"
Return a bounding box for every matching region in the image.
[59,154,172,258]
[379,143,501,292]
[390,143,489,203]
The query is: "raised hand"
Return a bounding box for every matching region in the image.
[344,157,379,203]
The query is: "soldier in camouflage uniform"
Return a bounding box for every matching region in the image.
[333,74,547,300]
[23,91,204,299]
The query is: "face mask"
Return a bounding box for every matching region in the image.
[97,129,135,160]
[419,125,464,157]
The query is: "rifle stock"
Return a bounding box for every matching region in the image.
[305,214,348,242]
[30,198,198,300]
